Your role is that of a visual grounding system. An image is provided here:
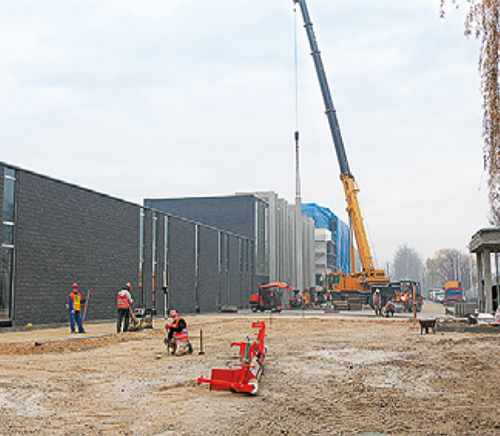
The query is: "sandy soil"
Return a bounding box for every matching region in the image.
[0,303,499,436]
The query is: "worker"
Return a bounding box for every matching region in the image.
[373,289,382,316]
[165,309,193,356]
[67,283,86,334]
[117,282,133,333]
[384,299,395,317]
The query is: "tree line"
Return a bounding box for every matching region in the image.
[386,244,478,298]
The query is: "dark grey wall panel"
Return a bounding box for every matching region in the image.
[154,214,165,315]
[220,233,230,307]
[228,235,241,308]
[141,209,153,309]
[145,195,257,239]
[0,165,4,221]
[199,227,219,312]
[168,217,196,315]
[14,171,140,326]
[240,239,252,309]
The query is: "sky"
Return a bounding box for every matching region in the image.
[0,0,490,266]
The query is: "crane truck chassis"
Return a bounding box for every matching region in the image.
[325,279,423,312]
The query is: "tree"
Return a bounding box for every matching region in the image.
[440,0,500,223]
[392,244,423,282]
[422,248,477,293]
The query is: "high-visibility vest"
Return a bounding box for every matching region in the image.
[172,318,189,341]
[117,291,130,308]
[69,292,81,311]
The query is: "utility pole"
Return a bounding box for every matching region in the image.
[294,131,303,292]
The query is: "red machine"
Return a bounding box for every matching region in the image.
[249,282,294,313]
[197,321,266,395]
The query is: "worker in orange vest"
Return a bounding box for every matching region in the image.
[165,309,193,356]
[67,283,86,334]
[117,283,133,333]
[384,299,395,317]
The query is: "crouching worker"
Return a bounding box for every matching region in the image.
[164,309,193,356]
[384,300,395,318]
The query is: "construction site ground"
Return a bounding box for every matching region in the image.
[1,302,499,436]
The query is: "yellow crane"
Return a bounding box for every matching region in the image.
[294,0,389,302]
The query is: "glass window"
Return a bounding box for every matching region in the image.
[4,168,15,179]
[3,178,16,223]
[1,168,16,321]
[2,224,14,246]
[0,247,13,319]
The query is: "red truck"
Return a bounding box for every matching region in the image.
[444,281,464,304]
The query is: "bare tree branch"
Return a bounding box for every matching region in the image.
[441,0,500,224]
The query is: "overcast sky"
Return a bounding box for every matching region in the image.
[0,0,489,266]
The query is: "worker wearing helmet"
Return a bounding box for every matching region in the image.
[165,309,193,356]
[117,282,133,333]
[384,299,395,317]
[373,289,382,316]
[67,283,86,334]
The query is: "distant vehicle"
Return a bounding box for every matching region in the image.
[250,282,294,313]
[444,281,464,304]
[433,291,445,302]
[429,289,445,302]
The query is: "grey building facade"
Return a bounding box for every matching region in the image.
[251,191,315,291]
[145,192,316,292]
[144,195,269,287]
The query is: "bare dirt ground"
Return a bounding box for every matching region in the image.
[1,303,499,436]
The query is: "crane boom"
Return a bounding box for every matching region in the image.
[294,0,377,273]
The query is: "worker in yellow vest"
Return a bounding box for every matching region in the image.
[117,283,133,333]
[165,309,193,356]
[67,283,86,334]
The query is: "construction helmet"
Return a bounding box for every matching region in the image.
[72,282,78,289]
[125,282,132,290]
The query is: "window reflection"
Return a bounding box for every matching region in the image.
[1,167,16,321]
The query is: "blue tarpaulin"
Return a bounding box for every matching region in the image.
[302,203,350,273]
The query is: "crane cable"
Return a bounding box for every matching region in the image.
[294,2,299,134]
[293,2,301,199]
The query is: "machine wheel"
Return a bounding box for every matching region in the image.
[406,299,413,312]
[251,306,257,313]
[247,378,259,395]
